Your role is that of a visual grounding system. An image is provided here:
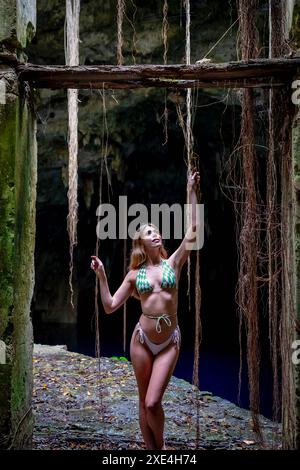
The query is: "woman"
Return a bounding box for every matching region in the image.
[91,169,200,450]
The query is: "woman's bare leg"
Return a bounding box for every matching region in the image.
[145,341,180,450]
[130,328,157,450]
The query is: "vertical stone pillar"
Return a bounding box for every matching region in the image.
[289,0,300,451]
[293,107,300,450]
[0,0,36,449]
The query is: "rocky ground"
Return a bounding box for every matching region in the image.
[32,344,281,451]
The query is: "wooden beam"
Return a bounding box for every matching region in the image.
[14,57,300,89]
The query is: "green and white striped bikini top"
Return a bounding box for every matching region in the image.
[136,259,177,295]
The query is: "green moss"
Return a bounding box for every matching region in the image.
[291,2,300,49]
[10,96,36,448]
[0,0,17,44]
[0,83,37,448]
[0,96,17,338]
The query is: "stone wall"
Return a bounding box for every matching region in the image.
[0,0,36,449]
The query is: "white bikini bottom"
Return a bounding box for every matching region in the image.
[135,321,181,356]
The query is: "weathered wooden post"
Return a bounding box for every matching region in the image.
[0,0,37,449]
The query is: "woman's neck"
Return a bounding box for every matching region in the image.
[146,254,162,266]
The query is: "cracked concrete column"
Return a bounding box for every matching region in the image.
[0,0,37,449]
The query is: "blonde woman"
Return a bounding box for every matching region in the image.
[91,169,200,450]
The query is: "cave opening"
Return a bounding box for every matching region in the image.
[31,85,274,420]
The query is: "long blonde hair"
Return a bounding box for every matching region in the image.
[128,223,168,299]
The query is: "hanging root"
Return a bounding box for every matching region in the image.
[94,153,105,419]
[185,0,193,316]
[93,86,113,419]
[183,0,202,450]
[240,89,262,439]
[123,237,127,353]
[266,0,287,428]
[216,0,299,448]
[236,0,262,441]
[129,0,138,63]
[162,0,169,65]
[266,82,281,425]
[161,0,169,145]
[65,0,80,309]
[117,0,126,65]
[162,91,169,146]
[67,89,79,310]
[121,0,137,64]
[98,87,112,199]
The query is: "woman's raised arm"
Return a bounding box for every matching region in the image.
[91,256,135,314]
[168,169,201,269]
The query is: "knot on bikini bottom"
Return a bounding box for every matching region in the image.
[142,313,175,333]
[135,323,181,347]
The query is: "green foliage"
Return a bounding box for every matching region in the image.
[110,356,129,362]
